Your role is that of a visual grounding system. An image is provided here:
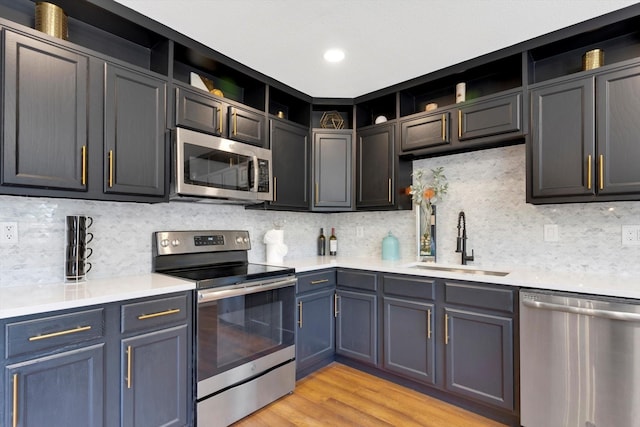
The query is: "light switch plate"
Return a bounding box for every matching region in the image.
[543,224,559,242]
[622,225,640,246]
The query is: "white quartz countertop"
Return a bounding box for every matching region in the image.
[0,274,195,319]
[266,256,640,300]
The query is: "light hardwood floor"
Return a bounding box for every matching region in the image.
[232,363,507,426]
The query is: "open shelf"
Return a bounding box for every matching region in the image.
[0,0,170,75]
[528,15,640,84]
[269,86,311,126]
[355,93,397,128]
[312,101,354,130]
[399,54,522,117]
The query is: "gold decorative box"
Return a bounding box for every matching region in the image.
[583,49,604,71]
[35,2,68,40]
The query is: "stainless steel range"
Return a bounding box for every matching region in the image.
[152,230,296,427]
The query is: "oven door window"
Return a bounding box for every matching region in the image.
[184,142,252,191]
[197,286,295,382]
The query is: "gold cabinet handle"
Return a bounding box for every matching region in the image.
[444,313,449,345]
[458,110,462,138]
[427,309,432,340]
[233,110,237,135]
[29,325,92,341]
[587,154,592,190]
[315,183,319,205]
[137,308,180,320]
[126,345,132,389]
[334,294,339,318]
[108,150,114,188]
[217,108,222,134]
[388,178,392,203]
[81,145,87,186]
[12,373,18,427]
[298,301,303,328]
[441,114,446,141]
[599,154,604,190]
[273,176,277,202]
[311,279,329,285]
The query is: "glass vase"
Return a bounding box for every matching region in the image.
[416,204,436,262]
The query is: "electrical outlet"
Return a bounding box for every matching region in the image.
[1,222,18,244]
[622,225,640,246]
[543,224,559,242]
[356,226,364,238]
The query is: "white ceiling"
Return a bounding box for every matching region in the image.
[114,0,638,98]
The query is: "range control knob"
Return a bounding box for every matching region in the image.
[235,236,243,244]
[171,239,180,247]
[160,239,170,248]
[243,237,249,243]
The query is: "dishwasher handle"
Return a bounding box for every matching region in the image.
[522,298,640,322]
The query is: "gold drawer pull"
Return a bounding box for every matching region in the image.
[427,309,432,339]
[12,373,18,427]
[388,178,392,203]
[108,150,114,188]
[81,145,87,186]
[599,154,604,190]
[315,183,319,205]
[444,313,449,345]
[233,110,237,135]
[587,154,592,190]
[441,114,446,141]
[137,308,181,320]
[217,108,222,134]
[310,279,329,285]
[29,325,92,341]
[126,345,132,389]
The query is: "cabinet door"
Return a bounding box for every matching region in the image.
[175,86,224,136]
[444,308,514,411]
[383,297,435,385]
[296,288,335,376]
[5,345,104,427]
[335,290,377,365]
[313,131,353,209]
[104,64,166,196]
[121,325,188,427]
[400,112,450,152]
[228,105,266,147]
[457,92,521,141]
[530,77,595,198]
[2,30,88,191]
[356,124,394,208]
[597,65,640,195]
[270,120,309,208]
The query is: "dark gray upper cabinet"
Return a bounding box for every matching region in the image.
[529,62,640,203]
[175,86,224,136]
[530,76,595,199]
[457,92,522,143]
[401,112,451,152]
[596,65,640,195]
[356,124,395,209]
[312,130,353,211]
[104,63,166,196]
[270,119,309,209]
[228,105,266,147]
[120,325,189,427]
[5,345,105,427]
[2,29,89,191]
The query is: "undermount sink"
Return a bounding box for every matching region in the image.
[406,263,510,277]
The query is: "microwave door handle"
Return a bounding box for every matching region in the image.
[252,155,259,192]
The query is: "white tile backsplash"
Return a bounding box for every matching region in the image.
[1,143,640,287]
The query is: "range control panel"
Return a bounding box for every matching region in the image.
[154,230,251,256]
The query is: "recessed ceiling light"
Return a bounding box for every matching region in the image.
[323,48,345,63]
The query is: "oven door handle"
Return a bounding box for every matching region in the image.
[198,276,297,303]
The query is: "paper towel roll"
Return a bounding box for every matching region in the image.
[264,229,284,244]
[266,243,288,263]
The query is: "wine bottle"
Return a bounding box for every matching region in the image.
[318,228,326,256]
[329,228,337,256]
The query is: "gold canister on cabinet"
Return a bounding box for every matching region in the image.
[583,49,604,71]
[35,2,68,40]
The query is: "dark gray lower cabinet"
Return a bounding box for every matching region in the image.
[383,297,435,384]
[296,288,335,376]
[121,325,188,427]
[444,308,514,410]
[5,345,104,427]
[335,289,377,365]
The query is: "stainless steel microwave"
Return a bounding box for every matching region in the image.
[171,127,272,203]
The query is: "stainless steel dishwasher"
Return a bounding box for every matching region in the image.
[520,290,640,427]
